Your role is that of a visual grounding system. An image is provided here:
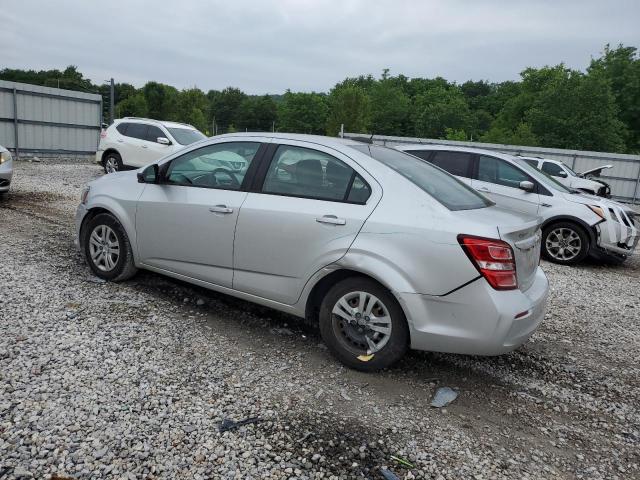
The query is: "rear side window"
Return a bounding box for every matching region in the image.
[125,123,148,140]
[115,123,129,135]
[541,161,565,177]
[262,145,370,203]
[477,156,530,188]
[145,125,165,142]
[430,151,474,178]
[352,145,491,211]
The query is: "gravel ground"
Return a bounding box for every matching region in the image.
[1,160,639,480]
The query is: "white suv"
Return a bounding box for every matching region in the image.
[518,156,611,197]
[395,144,638,265]
[97,117,206,173]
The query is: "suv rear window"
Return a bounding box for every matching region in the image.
[115,123,129,135]
[352,144,491,211]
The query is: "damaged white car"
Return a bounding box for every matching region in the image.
[519,156,612,197]
[396,145,638,265]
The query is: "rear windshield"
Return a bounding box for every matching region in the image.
[352,144,492,211]
[167,128,206,145]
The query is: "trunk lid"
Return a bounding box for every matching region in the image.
[454,206,542,292]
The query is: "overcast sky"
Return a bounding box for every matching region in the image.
[2,0,639,94]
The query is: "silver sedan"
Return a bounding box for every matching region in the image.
[76,133,549,370]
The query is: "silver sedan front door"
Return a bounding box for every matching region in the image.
[136,141,262,287]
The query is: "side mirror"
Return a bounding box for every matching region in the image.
[557,171,568,178]
[157,137,171,145]
[137,164,159,184]
[519,180,535,192]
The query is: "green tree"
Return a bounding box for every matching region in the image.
[176,88,209,131]
[208,87,247,132]
[480,122,539,146]
[277,91,328,134]
[142,82,179,120]
[326,85,370,135]
[369,80,410,135]
[116,93,148,118]
[235,95,277,132]
[412,85,472,138]
[589,44,640,151]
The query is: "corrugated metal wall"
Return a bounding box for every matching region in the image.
[0,80,102,156]
[343,133,640,204]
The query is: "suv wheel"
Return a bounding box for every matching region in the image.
[83,213,137,281]
[542,221,590,265]
[103,152,123,174]
[319,277,409,371]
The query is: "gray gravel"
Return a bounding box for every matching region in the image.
[0,160,639,479]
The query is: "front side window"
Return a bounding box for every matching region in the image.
[430,151,474,178]
[145,125,165,143]
[262,145,370,203]
[125,123,148,140]
[166,142,260,189]
[477,155,530,188]
[167,128,207,145]
[541,161,566,177]
[352,145,491,211]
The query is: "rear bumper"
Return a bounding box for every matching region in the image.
[400,267,548,355]
[95,150,103,165]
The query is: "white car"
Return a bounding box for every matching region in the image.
[76,133,549,370]
[395,145,638,265]
[0,145,13,195]
[519,156,611,197]
[97,117,207,173]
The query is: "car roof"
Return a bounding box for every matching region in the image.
[394,143,520,162]
[116,117,197,130]
[213,132,367,149]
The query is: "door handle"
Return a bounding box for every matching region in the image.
[209,205,233,214]
[316,215,346,226]
[141,145,148,149]
[117,139,124,143]
[478,186,490,192]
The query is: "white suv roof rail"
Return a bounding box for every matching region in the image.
[121,117,194,129]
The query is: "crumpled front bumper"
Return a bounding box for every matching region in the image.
[595,206,639,256]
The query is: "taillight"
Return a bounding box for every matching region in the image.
[100,129,107,138]
[458,235,517,290]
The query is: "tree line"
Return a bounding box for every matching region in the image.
[1,44,638,153]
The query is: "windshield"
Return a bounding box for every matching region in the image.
[513,158,572,193]
[167,128,206,145]
[563,163,578,176]
[352,144,492,211]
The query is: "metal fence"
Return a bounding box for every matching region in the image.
[343,133,640,204]
[0,80,102,159]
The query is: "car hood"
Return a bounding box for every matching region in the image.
[562,191,633,212]
[580,165,612,177]
[90,170,137,187]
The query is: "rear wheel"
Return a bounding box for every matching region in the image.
[319,277,409,371]
[103,152,123,174]
[83,213,137,281]
[542,221,590,265]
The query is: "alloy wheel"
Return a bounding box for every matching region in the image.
[105,157,119,173]
[546,227,582,261]
[331,291,392,355]
[89,225,120,271]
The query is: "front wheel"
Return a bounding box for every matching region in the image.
[319,277,409,371]
[542,222,590,265]
[83,213,138,281]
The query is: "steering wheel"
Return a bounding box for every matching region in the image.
[211,168,241,188]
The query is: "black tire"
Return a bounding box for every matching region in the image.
[83,213,138,281]
[319,277,409,372]
[103,152,123,174]
[542,221,590,265]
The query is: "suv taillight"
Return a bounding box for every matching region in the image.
[458,235,517,290]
